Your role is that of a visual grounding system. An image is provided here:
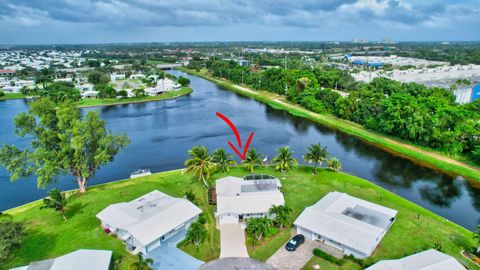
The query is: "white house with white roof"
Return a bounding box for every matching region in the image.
[10,249,112,270]
[366,249,466,270]
[294,191,397,258]
[215,175,284,225]
[96,190,202,254]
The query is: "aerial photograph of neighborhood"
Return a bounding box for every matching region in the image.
[1,1,480,270]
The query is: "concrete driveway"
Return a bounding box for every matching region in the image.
[146,229,204,270]
[219,224,249,258]
[266,238,319,270]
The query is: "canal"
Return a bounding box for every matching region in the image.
[0,70,479,230]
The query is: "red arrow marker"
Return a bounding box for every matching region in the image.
[216,112,254,160]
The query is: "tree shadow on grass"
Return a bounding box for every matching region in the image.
[6,229,58,268]
[65,202,84,218]
[450,232,474,250]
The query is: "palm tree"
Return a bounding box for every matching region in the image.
[304,143,329,174]
[269,205,292,229]
[186,221,207,246]
[246,217,273,241]
[474,225,480,249]
[185,146,214,189]
[211,148,237,173]
[130,253,153,270]
[243,148,263,173]
[272,146,298,172]
[40,189,68,221]
[327,157,342,172]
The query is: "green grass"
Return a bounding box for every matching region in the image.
[2,166,478,270]
[75,87,192,107]
[0,93,30,100]
[178,67,480,182]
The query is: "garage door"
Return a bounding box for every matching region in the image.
[296,227,314,240]
[220,214,238,224]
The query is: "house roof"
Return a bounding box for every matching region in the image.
[96,190,202,246]
[10,249,112,270]
[366,249,466,270]
[216,176,284,216]
[293,192,397,256]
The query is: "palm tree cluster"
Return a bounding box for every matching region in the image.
[184,143,343,190]
[269,205,292,229]
[129,254,153,270]
[245,217,273,244]
[185,220,207,246]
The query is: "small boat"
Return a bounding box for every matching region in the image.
[130,168,151,178]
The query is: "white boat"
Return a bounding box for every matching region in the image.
[130,168,151,178]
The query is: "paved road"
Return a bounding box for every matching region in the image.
[219,223,249,258]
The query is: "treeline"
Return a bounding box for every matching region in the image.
[201,60,480,163]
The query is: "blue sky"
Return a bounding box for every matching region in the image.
[0,0,479,44]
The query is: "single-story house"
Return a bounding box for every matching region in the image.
[156,78,181,92]
[96,190,202,254]
[366,249,466,270]
[215,176,284,225]
[10,249,112,270]
[110,73,126,81]
[294,191,397,258]
[130,73,145,80]
[81,90,99,98]
[54,78,73,83]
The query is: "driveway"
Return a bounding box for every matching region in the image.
[146,229,204,270]
[266,237,320,270]
[219,224,249,258]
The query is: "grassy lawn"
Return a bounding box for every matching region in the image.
[178,67,480,182]
[75,87,192,107]
[0,93,29,100]
[2,166,478,270]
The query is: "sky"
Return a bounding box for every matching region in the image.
[0,0,479,44]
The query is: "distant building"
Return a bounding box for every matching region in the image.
[110,73,125,81]
[10,249,112,270]
[215,175,284,225]
[294,192,397,258]
[81,90,99,99]
[237,59,250,66]
[0,69,16,76]
[366,249,466,270]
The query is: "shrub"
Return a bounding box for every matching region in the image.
[104,228,111,234]
[197,213,207,225]
[0,221,24,264]
[313,248,345,265]
[0,91,4,97]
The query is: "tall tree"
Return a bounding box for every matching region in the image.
[268,205,291,229]
[211,148,236,173]
[272,146,298,172]
[304,143,329,174]
[41,189,68,221]
[243,148,263,173]
[185,146,214,188]
[327,157,342,172]
[186,221,207,246]
[130,253,153,270]
[0,98,130,193]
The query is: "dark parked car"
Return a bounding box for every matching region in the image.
[285,234,305,251]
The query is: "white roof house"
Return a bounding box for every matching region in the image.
[294,192,397,258]
[97,190,202,254]
[215,176,284,225]
[10,249,112,270]
[81,90,99,98]
[366,249,466,270]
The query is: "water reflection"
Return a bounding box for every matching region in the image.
[0,70,479,230]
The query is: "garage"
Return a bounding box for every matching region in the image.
[219,213,238,224]
[296,226,314,240]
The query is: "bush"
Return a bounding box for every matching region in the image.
[313,248,345,265]
[0,91,4,97]
[0,221,24,263]
[197,213,207,225]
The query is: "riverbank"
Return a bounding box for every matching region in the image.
[178,67,480,182]
[1,166,478,270]
[0,93,32,100]
[76,87,192,108]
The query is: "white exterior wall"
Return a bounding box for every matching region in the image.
[219,213,238,224]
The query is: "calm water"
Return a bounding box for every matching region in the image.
[1,70,479,230]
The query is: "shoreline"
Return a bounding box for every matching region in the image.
[177,67,480,182]
[75,87,193,108]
